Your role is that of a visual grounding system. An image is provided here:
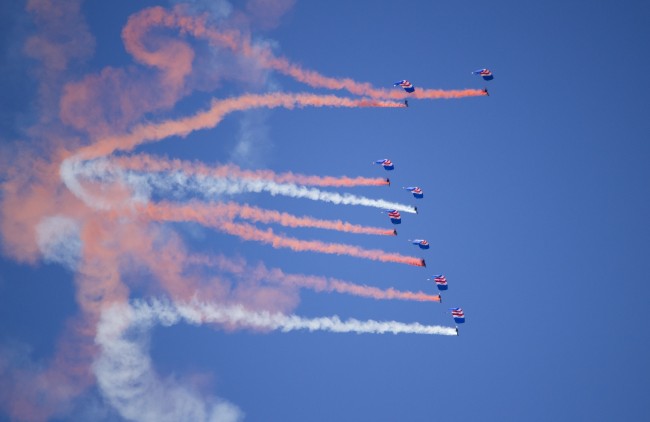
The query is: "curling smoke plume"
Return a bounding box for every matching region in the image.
[123,6,487,101]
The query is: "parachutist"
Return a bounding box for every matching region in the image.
[374,159,394,170]
[403,186,423,198]
[472,68,494,81]
[409,239,430,249]
[394,80,415,93]
[386,209,401,224]
[432,275,448,291]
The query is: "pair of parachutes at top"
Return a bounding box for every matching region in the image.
[393,68,494,93]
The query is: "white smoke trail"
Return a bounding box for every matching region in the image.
[190,176,418,214]
[94,301,244,422]
[61,157,418,213]
[94,299,453,421]
[94,298,454,421]
[107,298,458,336]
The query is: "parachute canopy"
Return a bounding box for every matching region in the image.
[432,274,448,290]
[410,239,430,249]
[374,159,394,170]
[403,186,424,198]
[450,307,465,323]
[472,68,494,81]
[394,80,415,93]
[386,209,401,224]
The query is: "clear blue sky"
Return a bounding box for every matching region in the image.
[1,1,650,421]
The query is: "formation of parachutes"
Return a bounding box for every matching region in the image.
[385,70,493,329]
[372,155,465,330]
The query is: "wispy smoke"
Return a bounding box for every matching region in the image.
[36,215,82,270]
[95,302,243,422]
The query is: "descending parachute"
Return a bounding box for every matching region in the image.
[374,159,394,170]
[394,80,415,93]
[409,239,430,249]
[430,274,448,290]
[403,186,424,199]
[386,209,401,224]
[450,307,465,323]
[472,68,494,81]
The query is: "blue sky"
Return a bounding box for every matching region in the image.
[1,1,650,421]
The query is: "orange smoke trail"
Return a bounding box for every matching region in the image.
[123,6,487,102]
[259,54,487,100]
[111,154,389,187]
[255,262,438,301]
[74,93,402,161]
[139,201,396,236]
[217,220,424,267]
[328,281,441,302]
[192,254,439,302]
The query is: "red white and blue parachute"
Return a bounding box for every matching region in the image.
[403,186,424,198]
[431,274,448,290]
[472,68,494,81]
[450,307,465,323]
[394,80,415,93]
[374,159,394,170]
[385,209,401,224]
[409,239,430,249]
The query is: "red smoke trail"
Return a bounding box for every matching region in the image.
[139,201,396,236]
[134,206,423,266]
[195,255,440,302]
[280,273,440,301]
[328,281,441,302]
[259,53,487,100]
[112,154,390,187]
[123,6,487,101]
[217,220,424,267]
[74,93,402,161]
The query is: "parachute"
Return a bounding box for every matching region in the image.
[403,186,424,199]
[450,307,465,323]
[374,159,394,170]
[386,209,401,224]
[409,239,430,249]
[431,274,448,290]
[472,68,494,81]
[394,80,415,93]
